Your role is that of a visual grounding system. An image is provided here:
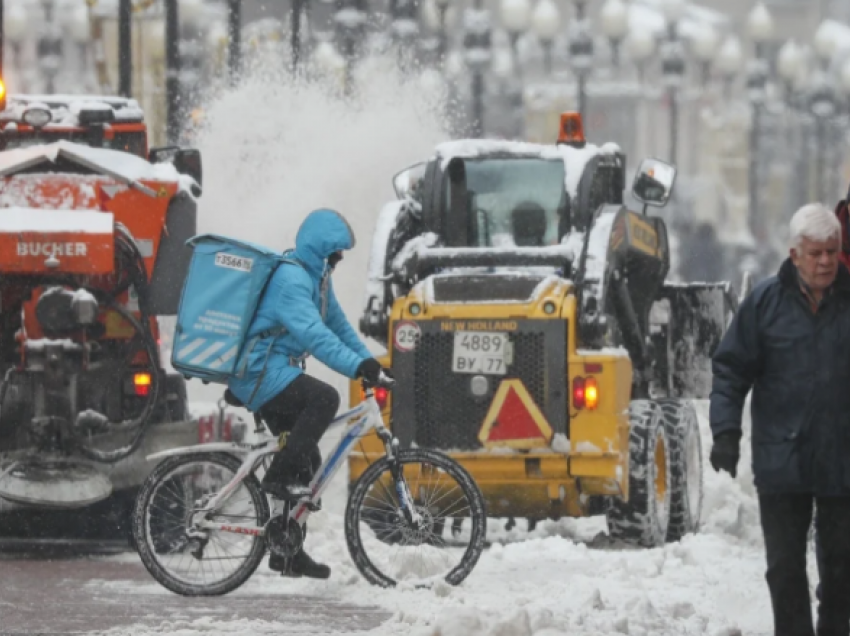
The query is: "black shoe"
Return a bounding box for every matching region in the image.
[269,550,330,579]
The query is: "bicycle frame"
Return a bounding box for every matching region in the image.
[168,387,419,539]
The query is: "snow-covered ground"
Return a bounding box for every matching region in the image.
[104,400,816,636]
[133,63,818,635]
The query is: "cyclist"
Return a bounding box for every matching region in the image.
[227,208,386,579]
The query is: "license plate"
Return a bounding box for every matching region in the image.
[452,332,510,375]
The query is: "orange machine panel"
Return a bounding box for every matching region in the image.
[0,208,114,274]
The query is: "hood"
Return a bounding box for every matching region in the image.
[293,208,356,276]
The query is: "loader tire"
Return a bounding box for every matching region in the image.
[657,399,703,542]
[606,400,671,548]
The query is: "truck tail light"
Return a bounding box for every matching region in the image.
[572,376,599,410]
[134,372,152,396]
[198,415,214,444]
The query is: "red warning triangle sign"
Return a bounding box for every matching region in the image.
[478,379,554,450]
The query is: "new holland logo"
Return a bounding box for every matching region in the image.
[214,253,253,273]
[478,379,554,450]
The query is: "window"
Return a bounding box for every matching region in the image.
[454,157,567,247]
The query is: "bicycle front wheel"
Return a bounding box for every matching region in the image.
[345,448,486,587]
[132,452,270,596]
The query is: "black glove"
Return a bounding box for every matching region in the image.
[710,431,741,478]
[357,358,382,383]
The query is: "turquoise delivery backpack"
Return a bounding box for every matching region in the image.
[172,234,293,385]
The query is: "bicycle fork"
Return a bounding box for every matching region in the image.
[379,428,423,528]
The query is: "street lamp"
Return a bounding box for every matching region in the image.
[567,1,594,122]
[746,1,774,243]
[625,28,655,83]
[530,0,560,76]
[715,35,742,100]
[6,3,28,79]
[812,20,839,202]
[691,24,719,86]
[333,0,368,95]
[660,0,687,166]
[37,0,64,94]
[462,3,493,138]
[500,0,531,77]
[599,0,629,67]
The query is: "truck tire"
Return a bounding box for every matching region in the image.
[606,400,671,548]
[657,399,703,541]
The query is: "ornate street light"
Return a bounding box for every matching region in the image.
[660,0,687,166]
[567,1,594,122]
[599,0,629,67]
[745,1,774,242]
[811,20,839,202]
[691,24,719,86]
[500,0,531,76]
[530,0,560,76]
[37,0,64,94]
[715,35,742,100]
[333,0,368,95]
[625,28,655,82]
[5,3,28,80]
[422,0,457,65]
[462,2,493,137]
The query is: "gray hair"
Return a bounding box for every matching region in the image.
[789,203,841,249]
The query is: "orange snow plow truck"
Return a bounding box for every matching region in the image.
[0,94,212,541]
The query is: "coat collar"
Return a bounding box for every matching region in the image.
[777,258,850,296]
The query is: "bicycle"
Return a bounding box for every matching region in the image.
[131,376,487,596]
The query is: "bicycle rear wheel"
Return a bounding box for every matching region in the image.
[132,452,270,596]
[345,448,486,587]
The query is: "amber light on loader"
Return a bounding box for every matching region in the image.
[557,112,586,147]
[0,78,6,111]
[572,376,599,410]
[134,372,152,397]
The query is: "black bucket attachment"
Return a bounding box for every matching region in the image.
[659,282,738,399]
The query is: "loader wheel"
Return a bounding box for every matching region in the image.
[657,399,703,541]
[606,400,671,548]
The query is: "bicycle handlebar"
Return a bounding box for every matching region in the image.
[362,370,395,391]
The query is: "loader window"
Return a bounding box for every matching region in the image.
[450,158,566,247]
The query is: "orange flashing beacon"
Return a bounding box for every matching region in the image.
[557,111,586,148]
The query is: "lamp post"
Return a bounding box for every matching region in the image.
[38,0,64,95]
[812,20,838,203]
[228,0,242,83]
[746,2,774,243]
[625,29,655,159]
[164,0,181,144]
[567,1,594,122]
[659,0,686,167]
[777,39,808,211]
[68,3,91,81]
[715,35,742,101]
[390,0,420,73]
[531,0,559,76]
[291,0,306,74]
[599,0,628,68]
[500,0,531,78]
[463,1,492,138]
[691,24,719,87]
[5,3,28,80]
[333,0,367,95]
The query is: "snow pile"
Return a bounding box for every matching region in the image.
[184,57,448,403]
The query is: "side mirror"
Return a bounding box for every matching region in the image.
[149,146,203,189]
[392,162,426,200]
[632,158,676,208]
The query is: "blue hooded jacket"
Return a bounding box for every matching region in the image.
[228,209,372,411]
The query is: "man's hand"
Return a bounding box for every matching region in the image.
[710,431,741,478]
[357,358,382,383]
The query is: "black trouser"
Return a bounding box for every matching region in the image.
[258,374,340,490]
[759,493,850,636]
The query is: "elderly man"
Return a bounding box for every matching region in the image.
[710,203,850,636]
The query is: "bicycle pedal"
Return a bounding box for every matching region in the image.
[296,497,321,512]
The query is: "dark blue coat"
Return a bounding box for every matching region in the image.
[710,258,850,495]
